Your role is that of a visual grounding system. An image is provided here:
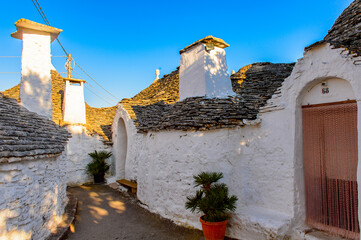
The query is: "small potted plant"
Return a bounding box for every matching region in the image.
[185,172,238,240]
[86,150,111,183]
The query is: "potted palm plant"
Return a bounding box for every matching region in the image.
[185,172,238,240]
[86,150,111,183]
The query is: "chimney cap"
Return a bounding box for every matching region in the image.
[64,78,86,83]
[11,18,63,43]
[179,35,229,54]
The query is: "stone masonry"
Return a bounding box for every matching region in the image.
[0,94,70,162]
[129,62,294,132]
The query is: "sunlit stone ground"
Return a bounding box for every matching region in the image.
[66,185,209,240]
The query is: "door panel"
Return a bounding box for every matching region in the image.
[302,101,359,239]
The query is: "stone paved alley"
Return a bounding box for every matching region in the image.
[65,185,235,240]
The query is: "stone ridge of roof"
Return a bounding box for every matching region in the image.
[1,84,20,102]
[304,40,326,52]
[0,94,70,162]
[179,36,230,54]
[131,62,295,132]
[85,103,117,143]
[231,62,295,98]
[305,0,361,56]
[120,68,179,120]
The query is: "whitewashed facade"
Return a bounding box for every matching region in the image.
[112,2,361,238]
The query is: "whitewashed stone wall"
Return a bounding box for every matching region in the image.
[63,80,86,124]
[277,42,361,239]
[0,154,67,240]
[113,43,361,240]
[135,119,295,239]
[179,44,234,100]
[20,29,53,119]
[112,104,141,181]
[65,125,113,186]
[112,106,296,239]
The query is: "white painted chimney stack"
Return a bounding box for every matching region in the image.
[62,78,86,124]
[11,18,62,118]
[179,36,234,100]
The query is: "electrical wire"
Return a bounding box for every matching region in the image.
[0,56,65,58]
[84,85,113,106]
[31,0,47,24]
[34,0,51,25]
[31,0,119,104]
[73,69,114,105]
[73,70,117,104]
[74,63,120,101]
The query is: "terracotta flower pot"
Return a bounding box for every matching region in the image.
[200,216,228,240]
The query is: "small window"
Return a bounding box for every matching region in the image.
[70,81,81,86]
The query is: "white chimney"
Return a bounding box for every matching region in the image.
[11,18,62,119]
[62,78,86,124]
[179,36,234,100]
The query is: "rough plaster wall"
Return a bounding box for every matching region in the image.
[302,78,355,105]
[179,44,206,100]
[63,81,86,124]
[204,46,233,98]
[65,125,113,186]
[135,119,295,239]
[179,44,233,100]
[0,154,67,240]
[20,29,52,119]
[112,104,141,181]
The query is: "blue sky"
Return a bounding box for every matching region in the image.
[0,0,354,107]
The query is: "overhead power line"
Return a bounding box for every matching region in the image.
[0,56,66,58]
[34,0,51,25]
[31,0,46,22]
[74,62,120,101]
[73,70,117,104]
[31,0,120,104]
[84,85,113,106]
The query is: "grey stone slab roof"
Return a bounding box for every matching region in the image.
[324,0,361,56]
[231,62,295,104]
[306,0,361,55]
[132,62,295,132]
[0,94,70,162]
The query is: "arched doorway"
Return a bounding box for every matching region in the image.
[116,118,128,178]
[302,78,359,239]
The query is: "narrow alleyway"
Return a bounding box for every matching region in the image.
[65,185,204,240]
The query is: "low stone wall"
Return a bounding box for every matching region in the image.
[0,154,67,240]
[135,115,296,239]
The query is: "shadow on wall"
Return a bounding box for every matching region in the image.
[0,158,67,240]
[21,70,52,117]
[205,49,230,96]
